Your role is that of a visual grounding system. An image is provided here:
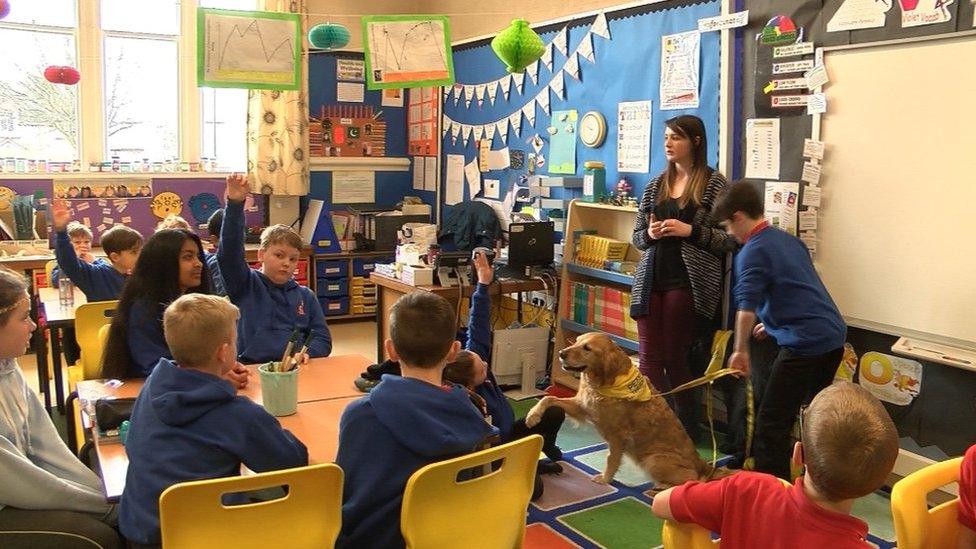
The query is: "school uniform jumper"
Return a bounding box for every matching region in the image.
[119,358,308,545]
[54,231,127,302]
[734,223,847,479]
[124,298,171,378]
[218,200,332,363]
[335,375,495,549]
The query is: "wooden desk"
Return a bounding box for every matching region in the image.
[369,272,546,361]
[37,286,87,412]
[80,354,370,502]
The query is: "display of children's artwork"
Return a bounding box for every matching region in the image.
[361,15,454,89]
[309,105,386,157]
[197,8,302,90]
[54,181,152,200]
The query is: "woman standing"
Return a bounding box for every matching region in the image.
[630,115,737,437]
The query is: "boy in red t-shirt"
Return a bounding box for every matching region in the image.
[651,381,898,548]
[960,444,976,548]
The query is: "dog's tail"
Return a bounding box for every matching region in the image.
[697,461,737,481]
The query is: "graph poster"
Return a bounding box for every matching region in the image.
[361,15,454,90]
[197,8,302,90]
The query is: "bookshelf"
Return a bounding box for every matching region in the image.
[551,200,642,390]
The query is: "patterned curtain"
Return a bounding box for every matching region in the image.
[246,0,309,196]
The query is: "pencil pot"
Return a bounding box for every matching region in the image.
[258,363,298,416]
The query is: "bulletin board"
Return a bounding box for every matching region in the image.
[440,0,724,220]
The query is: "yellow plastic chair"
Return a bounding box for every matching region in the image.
[67,301,116,452]
[44,259,57,284]
[160,463,343,549]
[661,476,792,548]
[401,434,543,549]
[891,456,963,549]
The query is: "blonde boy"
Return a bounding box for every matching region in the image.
[119,294,308,546]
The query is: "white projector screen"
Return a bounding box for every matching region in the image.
[817,33,976,349]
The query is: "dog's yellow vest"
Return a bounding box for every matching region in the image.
[595,365,653,401]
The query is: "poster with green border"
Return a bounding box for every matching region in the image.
[361,15,455,90]
[197,8,302,90]
[549,110,578,175]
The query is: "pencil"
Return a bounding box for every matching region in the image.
[278,328,300,372]
[288,331,314,371]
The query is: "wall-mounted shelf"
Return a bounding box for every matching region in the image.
[566,263,635,286]
[560,319,640,352]
[309,157,411,172]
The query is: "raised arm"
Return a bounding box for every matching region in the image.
[465,251,493,360]
[51,200,96,291]
[217,174,252,300]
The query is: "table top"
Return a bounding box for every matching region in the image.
[86,354,372,502]
[369,272,546,296]
[38,286,88,325]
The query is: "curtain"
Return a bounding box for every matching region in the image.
[246,0,309,196]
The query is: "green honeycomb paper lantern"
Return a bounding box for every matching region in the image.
[309,23,351,50]
[492,19,546,73]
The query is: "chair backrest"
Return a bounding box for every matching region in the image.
[160,463,343,549]
[401,434,543,549]
[661,476,791,548]
[45,259,57,283]
[74,300,117,380]
[891,456,963,549]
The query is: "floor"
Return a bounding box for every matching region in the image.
[21,318,898,547]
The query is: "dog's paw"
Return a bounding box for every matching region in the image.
[591,473,612,485]
[524,407,543,428]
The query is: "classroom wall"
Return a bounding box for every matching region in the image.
[438,0,647,42]
[306,0,424,50]
[737,0,976,457]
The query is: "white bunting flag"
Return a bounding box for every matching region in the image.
[522,103,536,126]
[541,45,554,71]
[486,81,499,104]
[526,61,539,85]
[453,84,462,105]
[592,12,611,39]
[509,111,523,136]
[474,84,486,107]
[474,125,485,142]
[512,72,525,94]
[496,120,509,145]
[553,27,568,55]
[499,74,512,100]
[536,87,551,114]
[550,71,566,99]
[577,32,595,63]
[563,54,581,81]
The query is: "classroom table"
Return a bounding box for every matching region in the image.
[37,285,87,412]
[77,354,371,502]
[369,272,547,361]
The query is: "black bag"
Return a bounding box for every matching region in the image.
[94,398,136,431]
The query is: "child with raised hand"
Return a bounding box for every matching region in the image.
[100,229,248,388]
[51,199,143,302]
[119,294,307,547]
[0,267,120,548]
[218,174,331,364]
[442,251,565,498]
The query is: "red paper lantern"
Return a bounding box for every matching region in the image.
[42,65,81,85]
[44,66,61,83]
[0,0,10,20]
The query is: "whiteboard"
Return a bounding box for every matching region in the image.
[817,33,976,348]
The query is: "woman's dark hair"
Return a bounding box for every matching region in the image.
[658,114,711,207]
[101,229,211,379]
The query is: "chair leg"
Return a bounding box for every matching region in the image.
[65,390,79,452]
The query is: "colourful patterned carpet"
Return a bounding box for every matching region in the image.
[510,399,898,549]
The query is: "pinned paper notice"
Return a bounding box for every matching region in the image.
[807,93,827,115]
[102,208,112,215]
[801,161,822,185]
[82,217,91,226]
[465,159,482,198]
[804,64,829,89]
[76,202,90,211]
[698,10,749,32]
[800,231,818,254]
[773,42,815,58]
[98,199,107,207]
[102,217,114,225]
[799,209,818,231]
[772,59,815,74]
[484,178,500,199]
[97,224,106,232]
[121,216,132,223]
[116,204,127,213]
[802,185,822,208]
[487,148,511,171]
[803,138,825,160]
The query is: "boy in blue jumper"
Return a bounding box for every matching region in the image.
[51,199,143,302]
[442,251,565,498]
[119,294,308,546]
[712,181,847,480]
[219,175,331,363]
[335,291,495,549]
[205,209,226,296]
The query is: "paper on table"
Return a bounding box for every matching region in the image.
[445,155,465,205]
[746,119,781,180]
[487,148,511,171]
[412,159,424,190]
[465,159,482,198]
[337,82,364,103]
[484,179,500,199]
[802,185,822,208]
[423,156,437,191]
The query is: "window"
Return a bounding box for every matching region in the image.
[0,2,79,161]
[0,0,255,170]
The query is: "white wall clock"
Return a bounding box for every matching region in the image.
[579,110,607,148]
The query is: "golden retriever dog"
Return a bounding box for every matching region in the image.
[525,332,730,488]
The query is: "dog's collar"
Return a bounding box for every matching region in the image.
[595,365,654,402]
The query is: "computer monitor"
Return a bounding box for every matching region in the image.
[508,221,554,269]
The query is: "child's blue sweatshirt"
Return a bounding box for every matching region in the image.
[119,358,308,545]
[54,231,126,301]
[335,375,495,549]
[218,200,331,363]
[204,251,226,296]
[51,258,108,287]
[125,298,171,378]
[466,283,516,440]
[734,225,846,356]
